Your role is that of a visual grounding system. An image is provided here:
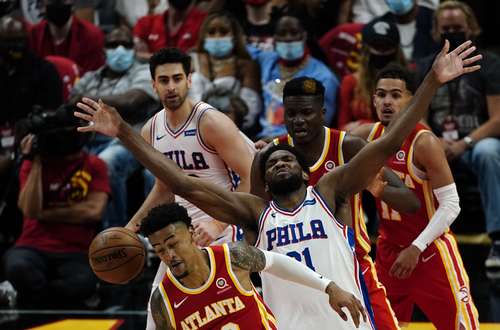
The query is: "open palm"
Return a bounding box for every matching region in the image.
[74,97,123,137]
[432,40,482,84]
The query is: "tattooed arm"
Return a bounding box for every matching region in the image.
[151,288,174,330]
[228,242,367,327]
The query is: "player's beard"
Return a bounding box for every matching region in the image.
[268,174,303,196]
[164,90,188,111]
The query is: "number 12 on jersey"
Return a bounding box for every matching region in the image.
[287,247,316,271]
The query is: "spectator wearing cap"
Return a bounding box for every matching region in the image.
[28,0,105,74]
[133,0,207,61]
[70,27,158,229]
[337,18,406,132]
[255,14,339,139]
[380,0,439,62]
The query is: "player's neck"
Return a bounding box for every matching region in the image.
[272,184,307,210]
[293,127,326,166]
[165,99,194,130]
[179,249,211,288]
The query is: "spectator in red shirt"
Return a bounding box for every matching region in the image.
[45,55,80,101]
[133,0,207,60]
[28,0,105,74]
[1,106,109,308]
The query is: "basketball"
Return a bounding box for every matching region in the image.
[88,227,146,284]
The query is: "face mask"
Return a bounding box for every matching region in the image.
[169,0,191,10]
[275,41,304,61]
[369,53,395,70]
[46,4,72,27]
[244,0,270,6]
[204,37,234,58]
[441,31,467,50]
[106,46,135,73]
[385,0,415,15]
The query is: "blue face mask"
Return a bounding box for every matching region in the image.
[204,37,234,58]
[275,41,304,61]
[106,46,135,73]
[385,0,415,15]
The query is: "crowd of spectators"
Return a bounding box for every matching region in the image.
[0,0,499,318]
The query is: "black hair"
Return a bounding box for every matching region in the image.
[259,144,310,182]
[375,64,417,94]
[149,47,192,79]
[283,77,325,105]
[140,203,192,237]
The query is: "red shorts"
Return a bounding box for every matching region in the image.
[359,254,400,330]
[376,234,479,329]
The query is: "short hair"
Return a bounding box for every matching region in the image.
[149,47,191,79]
[283,77,325,104]
[432,1,481,41]
[375,64,417,94]
[259,144,310,182]
[140,203,192,237]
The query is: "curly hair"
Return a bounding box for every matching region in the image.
[140,203,192,237]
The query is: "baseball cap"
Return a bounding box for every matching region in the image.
[362,18,400,49]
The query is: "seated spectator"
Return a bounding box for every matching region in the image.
[116,0,167,29]
[241,0,279,54]
[351,0,439,24]
[70,26,158,229]
[28,0,105,74]
[319,22,364,79]
[337,18,406,132]
[2,105,109,308]
[45,55,80,102]
[415,0,500,279]
[256,14,339,139]
[133,0,207,60]
[189,11,261,132]
[381,0,439,62]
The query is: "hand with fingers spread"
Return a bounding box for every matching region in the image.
[432,39,482,84]
[74,97,124,137]
[326,281,367,328]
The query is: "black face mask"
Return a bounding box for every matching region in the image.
[441,31,467,51]
[369,53,396,70]
[169,0,192,11]
[46,4,72,27]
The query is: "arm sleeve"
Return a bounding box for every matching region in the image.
[412,183,460,251]
[261,248,331,292]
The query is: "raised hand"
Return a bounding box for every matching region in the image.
[74,97,123,137]
[432,40,482,84]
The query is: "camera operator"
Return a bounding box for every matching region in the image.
[1,106,110,309]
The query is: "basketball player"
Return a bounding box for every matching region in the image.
[351,64,479,329]
[126,48,255,329]
[251,76,421,330]
[142,202,366,330]
[76,40,481,329]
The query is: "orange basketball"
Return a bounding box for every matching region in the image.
[88,227,146,284]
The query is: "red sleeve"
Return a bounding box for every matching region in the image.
[133,16,150,41]
[19,160,33,190]
[337,74,356,129]
[87,156,110,195]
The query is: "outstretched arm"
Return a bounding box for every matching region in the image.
[151,288,174,330]
[317,40,481,205]
[74,99,266,233]
[229,242,367,328]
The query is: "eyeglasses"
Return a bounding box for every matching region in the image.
[105,41,134,49]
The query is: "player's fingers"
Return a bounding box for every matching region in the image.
[346,303,360,328]
[440,39,450,55]
[74,111,93,122]
[336,306,348,321]
[450,40,472,55]
[463,65,481,74]
[76,102,97,115]
[458,45,476,59]
[82,97,100,110]
[357,299,367,323]
[463,54,482,66]
[389,262,399,277]
[77,126,95,133]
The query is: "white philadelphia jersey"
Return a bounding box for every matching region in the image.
[150,102,253,238]
[255,186,375,330]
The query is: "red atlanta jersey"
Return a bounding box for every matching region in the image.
[159,244,277,330]
[368,122,441,247]
[273,126,372,257]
